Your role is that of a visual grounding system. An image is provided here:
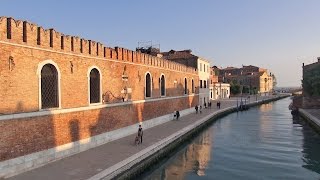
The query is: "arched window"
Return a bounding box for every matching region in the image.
[184,78,188,94]
[89,68,100,103]
[192,79,195,93]
[41,64,59,109]
[160,74,165,96]
[146,73,152,98]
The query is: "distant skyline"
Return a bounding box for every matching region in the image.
[1,0,319,87]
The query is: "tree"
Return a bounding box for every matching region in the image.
[230,82,241,95]
[302,64,320,96]
[271,74,277,88]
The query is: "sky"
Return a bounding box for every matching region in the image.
[1,0,320,87]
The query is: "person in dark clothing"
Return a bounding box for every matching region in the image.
[200,105,202,113]
[195,105,199,114]
[176,111,180,119]
[138,125,143,144]
[204,102,207,108]
[218,101,221,109]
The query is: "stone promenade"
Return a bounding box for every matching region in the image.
[8,96,278,180]
[299,108,320,129]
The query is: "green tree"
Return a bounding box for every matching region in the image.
[230,82,241,95]
[302,64,320,96]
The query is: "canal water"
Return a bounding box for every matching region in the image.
[141,98,320,180]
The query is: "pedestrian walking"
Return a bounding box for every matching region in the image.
[176,111,180,119]
[218,101,221,109]
[195,105,198,114]
[204,102,207,108]
[137,125,143,144]
[200,105,202,113]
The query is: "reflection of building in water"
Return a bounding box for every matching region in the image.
[258,103,273,139]
[195,130,212,176]
[259,103,273,112]
[156,129,213,179]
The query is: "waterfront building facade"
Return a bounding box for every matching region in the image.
[0,17,199,176]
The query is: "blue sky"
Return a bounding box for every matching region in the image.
[1,0,320,87]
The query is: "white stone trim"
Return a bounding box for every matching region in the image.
[36,60,62,110]
[0,107,195,178]
[0,94,199,121]
[0,41,197,76]
[87,66,103,105]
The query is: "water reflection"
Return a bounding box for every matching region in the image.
[142,98,320,180]
[143,128,213,179]
[295,115,320,174]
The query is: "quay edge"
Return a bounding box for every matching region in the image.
[89,94,290,180]
[298,109,320,133]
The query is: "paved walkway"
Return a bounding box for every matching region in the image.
[8,96,276,180]
[300,109,320,127]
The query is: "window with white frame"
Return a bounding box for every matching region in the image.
[89,68,101,103]
[41,64,59,109]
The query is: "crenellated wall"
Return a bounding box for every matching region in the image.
[0,17,197,74]
[0,16,200,175]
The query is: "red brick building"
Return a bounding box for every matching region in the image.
[0,17,199,177]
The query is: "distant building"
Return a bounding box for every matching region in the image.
[209,66,230,99]
[217,65,274,95]
[212,83,230,99]
[160,50,210,105]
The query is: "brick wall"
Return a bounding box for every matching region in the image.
[0,16,199,161]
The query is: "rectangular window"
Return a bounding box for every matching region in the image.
[96,43,99,56]
[7,18,11,39]
[37,27,41,45]
[88,40,91,54]
[80,39,83,53]
[23,21,27,42]
[71,37,74,51]
[61,36,64,49]
[49,29,53,47]
[200,80,203,88]
[103,47,106,57]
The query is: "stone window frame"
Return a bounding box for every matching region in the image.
[36,60,62,110]
[87,66,102,106]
